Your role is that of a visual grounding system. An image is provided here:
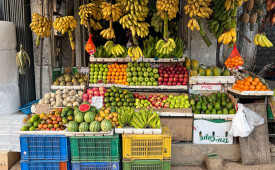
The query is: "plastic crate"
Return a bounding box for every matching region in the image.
[122,126,171,161]
[70,134,121,162]
[20,160,70,170]
[123,159,170,170]
[71,161,120,170]
[20,135,69,161]
[19,99,40,114]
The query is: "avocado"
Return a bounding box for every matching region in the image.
[211,109,217,114]
[211,94,217,102]
[207,103,213,111]
[215,102,221,110]
[223,108,229,114]
[190,99,196,106]
[205,110,211,114]
[229,109,235,114]
[202,103,207,111]
[192,106,196,112]
[194,110,201,114]
[221,100,227,107]
[217,92,222,98]
[221,93,227,98]
[198,95,202,102]
[226,102,233,110]
[217,110,223,114]
[196,102,202,110]
[207,96,213,103]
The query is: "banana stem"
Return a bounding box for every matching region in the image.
[36,35,40,47]
[68,30,75,50]
[163,12,169,40]
[132,35,139,46]
[198,19,212,47]
[230,2,238,28]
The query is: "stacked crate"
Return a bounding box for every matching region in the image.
[69,134,121,170]
[122,126,172,170]
[20,135,70,170]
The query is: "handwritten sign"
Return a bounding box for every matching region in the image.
[192,84,221,91]
[91,96,103,109]
[35,104,51,115]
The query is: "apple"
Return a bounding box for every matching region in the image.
[172,82,177,85]
[99,87,105,91]
[167,71,171,74]
[169,66,174,71]
[87,89,93,95]
[88,94,93,99]
[184,71,188,74]
[173,78,178,82]
[177,82,182,85]
[169,78,173,82]
[134,93,139,98]
[160,74,164,78]
[88,98,92,104]
[184,74,189,78]
[163,82,167,85]
[158,77,164,82]
[169,74,174,78]
[158,81,163,85]
[82,94,88,100]
[183,78,188,82]
[179,78,184,82]
[167,82,172,86]
[153,68,158,73]
[94,91,99,96]
[179,74,184,78]
[99,90,105,95]
[164,74,169,78]
[183,67,187,71]
[153,81,158,86]
[176,71,180,74]
[92,87,99,92]
[182,82,187,85]
[171,71,175,74]
[133,72,138,76]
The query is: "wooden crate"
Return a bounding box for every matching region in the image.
[0,151,20,170]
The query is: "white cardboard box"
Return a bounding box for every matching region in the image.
[193,119,233,144]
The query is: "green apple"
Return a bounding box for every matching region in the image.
[99,64,103,68]
[149,72,154,77]
[93,79,97,84]
[105,68,108,72]
[132,77,138,82]
[139,62,145,67]
[185,100,189,104]
[128,62,133,67]
[154,74,159,79]
[90,75,94,79]
[98,75,103,80]
[184,104,189,108]
[127,72,132,77]
[144,72,149,77]
[136,82,141,86]
[137,67,142,71]
[169,95,174,98]
[145,63,150,67]
[141,82,147,86]
[144,77,149,82]
[90,71,94,76]
[170,104,175,109]
[126,68,131,72]
[150,77,155,82]
[147,67,152,72]
[167,98,171,102]
[175,104,180,108]
[184,95,189,100]
[139,77,144,82]
[94,71,98,75]
[142,67,147,72]
[131,67,137,72]
[100,68,104,72]
[138,72,143,76]
[147,82,153,86]
[127,77,132,82]
[103,64,108,68]
[94,64,99,68]
[130,82,135,86]
[132,72,138,76]
[90,63,95,68]
[98,71,103,75]
[103,76,107,80]
[90,67,95,72]
[153,68,158,73]
[134,63,139,67]
[103,72,107,76]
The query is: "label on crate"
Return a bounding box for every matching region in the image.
[192,84,222,91]
[35,104,50,115]
[91,96,103,109]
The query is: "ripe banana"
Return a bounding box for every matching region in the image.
[225,0,247,10]
[79,3,102,30]
[100,28,115,40]
[218,28,237,45]
[155,38,176,55]
[101,2,123,22]
[254,33,273,47]
[128,46,143,61]
[30,13,52,46]
[156,0,179,20]
[188,19,200,31]
[104,41,126,57]
[184,0,213,18]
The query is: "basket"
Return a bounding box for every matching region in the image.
[70,134,121,162]
[123,159,170,170]
[122,126,171,161]
[71,161,120,170]
[19,99,40,114]
[20,160,70,170]
[20,135,69,161]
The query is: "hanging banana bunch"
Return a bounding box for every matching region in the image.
[104,41,127,57]
[53,16,77,50]
[79,2,103,31]
[16,45,30,75]
[30,13,52,46]
[156,0,179,20]
[224,0,247,10]
[218,28,237,45]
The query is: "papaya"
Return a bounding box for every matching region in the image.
[198,68,206,76]
[213,67,222,76]
[222,69,231,76]
[205,68,213,76]
[190,70,198,76]
[186,61,191,71]
[185,57,191,63]
[191,60,199,70]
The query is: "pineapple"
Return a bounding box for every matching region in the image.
[245,0,254,12]
[249,13,257,24]
[241,12,250,24]
[255,0,263,4]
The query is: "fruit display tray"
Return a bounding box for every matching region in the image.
[65,129,114,136]
[19,131,66,135]
[228,87,274,96]
[194,114,235,120]
[51,85,85,90]
[115,127,162,134]
[189,76,236,84]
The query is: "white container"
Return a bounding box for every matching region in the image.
[0,50,18,85]
[193,119,233,144]
[0,84,21,115]
[0,21,17,51]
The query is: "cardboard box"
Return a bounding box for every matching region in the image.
[0,151,20,170]
[193,119,233,144]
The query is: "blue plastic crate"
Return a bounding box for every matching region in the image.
[71,161,120,170]
[21,160,70,170]
[20,135,69,161]
[19,99,40,114]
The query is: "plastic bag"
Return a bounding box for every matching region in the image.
[0,83,21,114]
[85,34,96,55]
[225,44,244,69]
[230,104,252,137]
[243,106,264,127]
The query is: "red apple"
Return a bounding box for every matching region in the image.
[134,93,139,98]
[184,71,188,74]
[169,74,174,78]
[158,77,164,82]
[174,74,179,78]
[176,71,181,74]
[160,74,164,78]
[88,94,93,99]
[182,82,187,85]
[169,66,174,71]
[179,78,184,82]
[172,82,177,85]
[92,87,99,92]
[173,78,179,82]
[184,74,189,78]
[178,67,183,72]
[183,78,188,82]
[163,82,167,85]
[183,67,187,71]
[169,78,173,82]
[163,78,169,82]
[179,74,184,78]
[87,89,93,95]
[93,91,99,96]
[171,71,175,74]
[99,87,105,91]
[99,91,105,95]
[177,82,182,85]
[167,82,172,86]
[158,81,163,85]
[164,74,169,78]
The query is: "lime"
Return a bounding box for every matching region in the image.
[21,126,29,131]
[29,126,36,131]
[33,121,40,128]
[26,122,33,128]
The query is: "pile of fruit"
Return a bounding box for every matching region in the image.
[103,86,135,107]
[158,64,189,86]
[67,102,114,132]
[82,87,106,104]
[126,62,159,86]
[53,67,88,86]
[232,76,270,91]
[225,55,244,68]
[134,93,191,109]
[117,107,161,129]
[89,63,109,84]
[107,63,128,85]
[191,92,236,114]
[39,89,83,107]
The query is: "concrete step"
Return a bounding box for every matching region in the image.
[223,162,275,170]
[171,165,207,170]
[171,143,241,166]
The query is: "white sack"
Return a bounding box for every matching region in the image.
[0,49,18,84]
[0,83,20,114]
[0,21,17,50]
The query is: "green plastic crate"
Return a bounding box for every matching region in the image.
[123,159,170,170]
[70,134,121,162]
[267,106,274,119]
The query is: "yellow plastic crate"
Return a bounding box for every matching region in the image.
[122,126,171,161]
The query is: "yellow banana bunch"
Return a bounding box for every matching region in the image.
[225,0,247,10]
[188,19,200,31]
[218,28,237,45]
[254,33,273,47]
[101,2,123,22]
[184,0,213,18]
[53,16,77,50]
[128,46,143,61]
[30,13,52,46]
[120,0,149,20]
[79,3,103,30]
[104,41,126,57]
[89,18,103,31]
[156,0,179,20]
[155,38,176,55]
[100,28,115,40]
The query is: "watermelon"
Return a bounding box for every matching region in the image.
[82,101,90,105]
[74,108,81,115]
[101,119,112,132]
[79,103,90,112]
[84,111,96,123]
[67,121,78,132]
[74,113,84,123]
[90,106,98,114]
[90,121,101,132]
[79,122,89,132]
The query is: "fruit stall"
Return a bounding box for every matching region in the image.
[1,0,275,169]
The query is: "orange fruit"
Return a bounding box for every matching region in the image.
[115,72,120,76]
[243,86,249,91]
[249,85,255,90]
[112,72,115,75]
[120,65,123,68]
[116,65,119,69]
[120,72,124,76]
[238,84,244,89]
[257,82,263,86]
[262,85,267,90]
[124,72,127,76]
[247,77,253,82]
[254,78,259,82]
[111,64,115,68]
[244,82,250,86]
[256,85,261,90]
[115,76,119,80]
[251,81,258,86]
[125,82,129,85]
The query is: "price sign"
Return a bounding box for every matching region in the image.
[192,84,222,91]
[91,96,103,109]
[35,104,51,115]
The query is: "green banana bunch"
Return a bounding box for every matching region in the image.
[117,107,134,127]
[131,108,161,129]
[151,13,163,33]
[155,38,176,55]
[79,3,103,30]
[104,41,127,57]
[94,45,112,58]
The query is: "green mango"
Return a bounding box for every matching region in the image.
[221,93,227,98]
[217,92,222,98]
[205,110,211,114]
[221,100,227,107]
[207,103,213,111]
[226,102,233,110]
[208,96,213,103]
[192,106,196,112]
[196,102,202,110]
[222,69,231,76]
[213,67,222,76]
[217,110,223,114]
[198,95,203,102]
[211,109,217,114]
[202,103,207,111]
[215,102,221,110]
[229,109,235,114]
[190,99,196,106]
[226,98,231,103]
[194,110,201,114]
[211,94,217,102]
[223,108,229,114]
